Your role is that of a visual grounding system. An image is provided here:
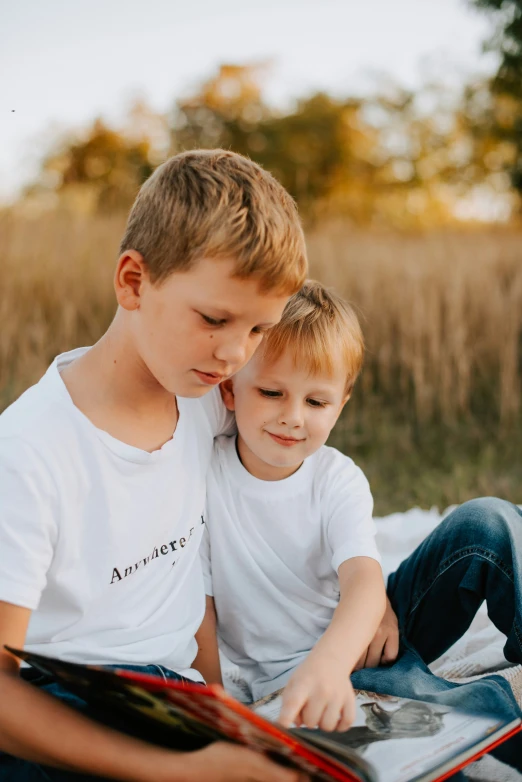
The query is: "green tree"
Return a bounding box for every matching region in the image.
[172,64,269,154]
[470,0,522,192]
[173,66,395,221]
[28,118,156,213]
[173,63,517,225]
[25,63,519,223]
[472,0,522,93]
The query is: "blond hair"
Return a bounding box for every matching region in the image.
[119,149,307,293]
[260,280,364,394]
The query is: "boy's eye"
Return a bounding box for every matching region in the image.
[259,388,282,398]
[200,313,226,327]
[307,398,327,408]
[251,325,269,335]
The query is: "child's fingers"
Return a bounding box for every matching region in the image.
[278,688,307,728]
[336,695,356,732]
[364,637,384,668]
[299,696,326,730]
[381,631,400,665]
[317,697,344,732]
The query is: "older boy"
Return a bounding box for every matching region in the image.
[0,150,308,782]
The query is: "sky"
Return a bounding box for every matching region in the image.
[1,0,496,201]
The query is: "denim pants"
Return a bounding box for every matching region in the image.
[3,498,522,780]
[352,497,522,777]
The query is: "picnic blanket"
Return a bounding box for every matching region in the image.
[221,505,522,781]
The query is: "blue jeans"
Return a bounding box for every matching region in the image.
[352,497,522,777]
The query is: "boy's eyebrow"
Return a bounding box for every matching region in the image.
[257,374,339,394]
[200,306,233,318]
[203,306,277,326]
[255,373,286,386]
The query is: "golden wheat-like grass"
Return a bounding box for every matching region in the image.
[0,210,123,408]
[308,224,522,427]
[1,210,521,432]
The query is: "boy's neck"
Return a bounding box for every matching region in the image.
[236,435,303,482]
[61,311,178,453]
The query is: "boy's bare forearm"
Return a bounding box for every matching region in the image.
[194,596,223,685]
[311,558,386,673]
[0,670,186,781]
[0,671,304,782]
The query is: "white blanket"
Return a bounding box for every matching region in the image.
[222,505,522,780]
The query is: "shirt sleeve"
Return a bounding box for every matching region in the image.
[323,452,381,572]
[200,510,213,596]
[198,387,236,437]
[0,437,58,610]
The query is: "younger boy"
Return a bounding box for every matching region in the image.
[199,283,522,773]
[0,150,309,782]
[199,280,387,732]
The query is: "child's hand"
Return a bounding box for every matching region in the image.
[354,596,399,670]
[278,653,356,732]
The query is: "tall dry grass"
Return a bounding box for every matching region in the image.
[0,210,124,408]
[1,210,521,433]
[308,225,522,428]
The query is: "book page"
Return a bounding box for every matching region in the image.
[253,689,510,782]
[253,689,286,722]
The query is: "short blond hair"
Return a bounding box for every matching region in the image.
[119,149,307,293]
[260,280,364,394]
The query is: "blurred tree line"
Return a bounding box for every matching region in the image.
[471,0,522,192]
[24,3,522,226]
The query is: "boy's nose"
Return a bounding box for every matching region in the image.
[213,336,250,369]
[278,404,304,428]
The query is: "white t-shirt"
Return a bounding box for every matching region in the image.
[0,347,231,679]
[201,435,381,700]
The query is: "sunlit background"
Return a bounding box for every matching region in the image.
[2,0,521,512]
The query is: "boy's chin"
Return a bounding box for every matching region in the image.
[260,453,303,470]
[167,375,217,398]
[177,384,216,398]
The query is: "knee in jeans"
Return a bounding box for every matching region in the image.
[453,497,515,546]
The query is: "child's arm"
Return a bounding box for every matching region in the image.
[0,601,301,782]
[278,557,386,732]
[194,596,223,685]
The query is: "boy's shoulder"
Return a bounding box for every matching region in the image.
[0,355,82,496]
[1,350,232,458]
[313,444,367,479]
[312,445,371,497]
[0,356,73,452]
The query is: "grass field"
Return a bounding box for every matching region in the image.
[1,209,521,514]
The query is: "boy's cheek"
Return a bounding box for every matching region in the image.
[251,398,272,423]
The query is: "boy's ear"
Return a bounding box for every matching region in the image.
[114,250,148,311]
[220,379,236,411]
[334,391,351,423]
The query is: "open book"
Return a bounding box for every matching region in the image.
[7,647,521,782]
